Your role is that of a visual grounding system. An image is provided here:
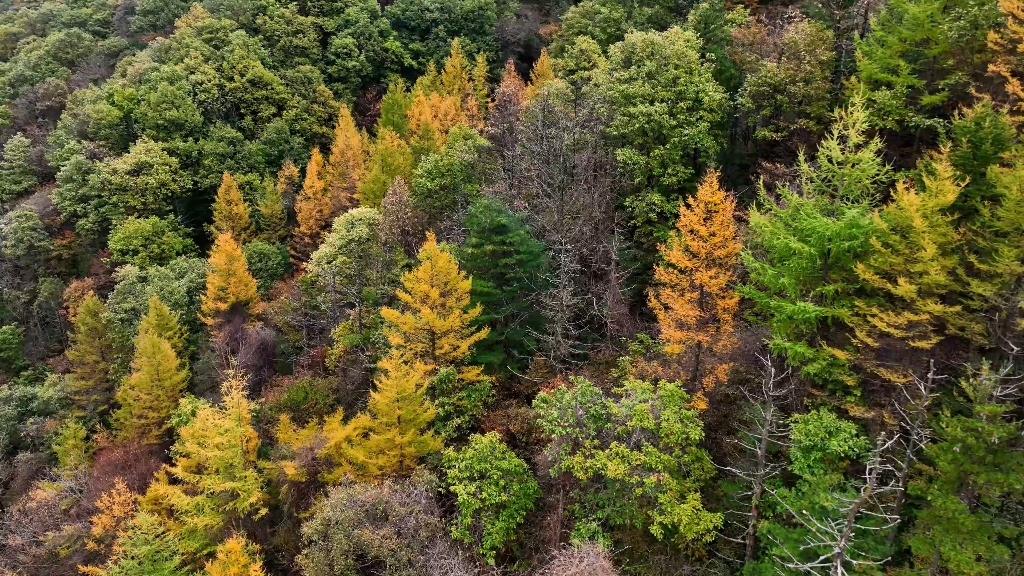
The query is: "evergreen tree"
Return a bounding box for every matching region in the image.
[79,512,190,576]
[377,80,413,138]
[112,329,189,443]
[741,99,888,392]
[459,195,548,374]
[200,233,260,327]
[472,52,490,116]
[141,374,266,556]
[256,177,287,243]
[905,362,1024,573]
[440,37,472,101]
[138,295,188,359]
[649,169,740,399]
[291,148,331,260]
[0,133,37,204]
[203,535,266,576]
[357,128,414,208]
[67,292,120,417]
[324,354,441,479]
[326,105,365,213]
[380,232,489,378]
[987,0,1024,117]
[210,172,251,242]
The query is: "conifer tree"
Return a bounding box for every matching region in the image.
[650,169,740,397]
[326,105,365,213]
[357,128,414,207]
[256,174,288,243]
[335,354,441,479]
[440,37,472,100]
[112,329,189,443]
[138,295,188,359]
[380,232,489,378]
[141,374,266,556]
[378,80,413,137]
[200,233,260,326]
[291,148,331,260]
[79,512,189,576]
[67,292,120,416]
[988,0,1024,117]
[0,132,37,203]
[203,535,267,576]
[460,195,548,374]
[472,52,490,116]
[211,172,251,242]
[524,48,556,99]
[853,159,979,381]
[275,160,300,201]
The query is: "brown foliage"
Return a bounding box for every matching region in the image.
[537,544,619,576]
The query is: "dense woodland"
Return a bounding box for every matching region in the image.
[0,0,1023,573]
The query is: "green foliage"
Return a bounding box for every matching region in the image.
[0,324,26,375]
[0,208,52,270]
[108,217,198,268]
[442,432,539,563]
[51,418,92,473]
[459,195,548,374]
[787,408,868,479]
[602,27,728,248]
[67,292,121,416]
[428,366,492,440]
[385,0,510,71]
[906,362,1024,573]
[410,126,486,230]
[89,512,192,576]
[112,329,189,443]
[0,370,68,458]
[242,240,290,296]
[106,257,209,346]
[0,132,37,203]
[534,376,722,549]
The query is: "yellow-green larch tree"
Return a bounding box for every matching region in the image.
[67,292,120,416]
[211,172,251,242]
[200,233,260,327]
[326,105,366,213]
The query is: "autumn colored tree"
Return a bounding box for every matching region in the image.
[203,535,267,576]
[141,374,266,556]
[256,175,288,244]
[137,295,188,359]
[200,233,260,327]
[67,292,120,417]
[291,148,331,260]
[326,105,365,213]
[525,48,556,99]
[440,37,472,101]
[357,128,414,207]
[649,169,740,399]
[112,328,189,443]
[210,172,251,242]
[380,232,489,378]
[988,0,1024,117]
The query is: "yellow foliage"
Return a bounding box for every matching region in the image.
[203,535,266,576]
[407,90,467,157]
[380,232,489,373]
[87,478,137,549]
[200,233,260,326]
[440,37,472,100]
[327,105,366,212]
[291,148,332,260]
[112,329,189,443]
[649,170,740,396]
[989,0,1024,119]
[356,129,414,207]
[525,48,556,99]
[138,295,187,359]
[211,172,251,242]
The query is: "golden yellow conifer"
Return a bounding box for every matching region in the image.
[291,148,331,260]
[203,535,266,576]
[989,0,1024,118]
[211,172,251,242]
[380,232,489,376]
[440,37,472,100]
[649,170,740,398]
[524,48,556,99]
[200,233,260,326]
[326,105,365,212]
[138,295,187,359]
[112,328,189,443]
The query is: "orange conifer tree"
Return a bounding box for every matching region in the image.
[649,170,741,400]
[201,233,260,326]
[989,0,1024,118]
[291,148,331,260]
[326,105,365,213]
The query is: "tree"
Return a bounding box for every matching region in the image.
[327,354,442,479]
[533,376,722,548]
[79,512,190,576]
[386,0,507,71]
[472,52,489,115]
[379,177,424,257]
[325,105,365,214]
[241,241,290,297]
[378,80,413,137]
[200,233,260,327]
[989,0,1024,117]
[409,126,486,236]
[602,27,728,249]
[380,232,489,379]
[649,169,740,398]
[108,217,198,268]
[112,328,189,443]
[440,37,472,102]
[210,172,251,243]
[524,48,556,100]
[291,148,331,260]
[356,128,414,208]
[67,292,120,417]
[0,324,25,375]
[442,432,540,563]
[137,295,188,366]
[740,98,889,393]
[141,374,266,556]
[0,133,37,203]
[905,362,1024,574]
[256,171,288,243]
[459,195,548,375]
[203,535,266,576]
